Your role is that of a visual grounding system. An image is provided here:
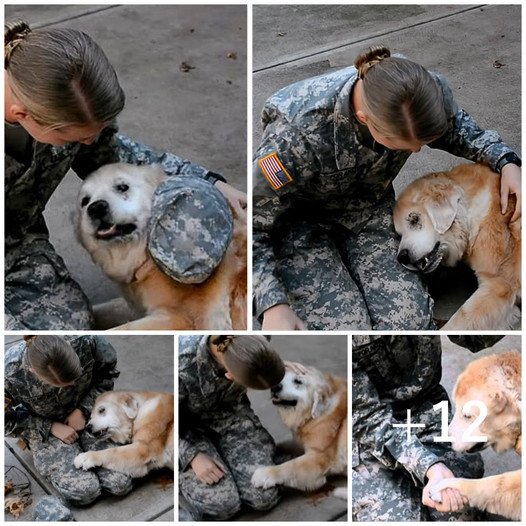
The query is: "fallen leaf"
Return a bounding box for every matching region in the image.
[307,482,335,505]
[227,51,237,60]
[277,32,286,37]
[5,480,14,495]
[16,439,28,451]
[493,60,506,68]
[5,494,32,519]
[179,61,196,73]
[152,469,174,491]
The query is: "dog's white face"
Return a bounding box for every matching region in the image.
[76,163,166,247]
[270,367,333,428]
[87,392,139,445]
[393,176,465,273]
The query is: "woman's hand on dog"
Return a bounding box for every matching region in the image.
[500,163,521,222]
[51,422,79,444]
[191,452,226,485]
[422,462,468,513]
[285,361,309,375]
[262,304,306,330]
[64,408,86,431]
[215,181,247,222]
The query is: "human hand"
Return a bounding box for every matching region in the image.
[51,422,79,444]
[284,361,309,375]
[190,453,226,485]
[215,181,247,222]
[64,408,86,431]
[500,163,521,222]
[262,304,306,331]
[422,462,468,513]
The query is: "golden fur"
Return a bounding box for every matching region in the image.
[431,352,521,520]
[74,391,174,478]
[75,163,247,330]
[251,366,347,497]
[394,163,521,330]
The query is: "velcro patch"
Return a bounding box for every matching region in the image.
[258,152,293,190]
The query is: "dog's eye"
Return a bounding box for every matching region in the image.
[407,212,421,227]
[293,378,303,386]
[116,183,129,193]
[98,407,105,415]
[81,197,90,207]
[462,413,473,420]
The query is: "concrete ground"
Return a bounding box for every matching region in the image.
[253,4,521,322]
[6,4,247,307]
[178,335,348,521]
[4,335,175,522]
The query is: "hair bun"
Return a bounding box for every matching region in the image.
[23,335,37,344]
[210,335,235,353]
[354,45,391,79]
[5,20,32,67]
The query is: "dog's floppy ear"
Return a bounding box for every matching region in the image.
[487,390,509,414]
[311,386,330,419]
[123,394,139,419]
[424,185,462,234]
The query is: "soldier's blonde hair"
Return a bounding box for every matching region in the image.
[355,45,448,142]
[5,20,125,130]
[24,335,82,386]
[211,335,285,390]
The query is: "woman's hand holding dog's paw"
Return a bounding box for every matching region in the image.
[74,452,97,471]
[51,422,79,444]
[191,453,226,485]
[251,466,278,489]
[423,463,468,513]
[64,408,86,431]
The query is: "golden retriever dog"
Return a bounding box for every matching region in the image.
[430,352,521,520]
[393,163,521,330]
[74,391,174,478]
[75,162,247,330]
[251,366,347,498]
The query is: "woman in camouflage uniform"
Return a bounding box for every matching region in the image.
[5,335,132,506]
[5,20,245,330]
[179,335,284,520]
[253,46,521,330]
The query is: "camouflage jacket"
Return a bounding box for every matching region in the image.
[6,122,227,282]
[352,335,502,484]
[5,336,120,443]
[179,335,256,470]
[252,66,520,316]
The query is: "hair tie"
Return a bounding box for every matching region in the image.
[23,335,37,345]
[5,27,31,68]
[357,52,390,79]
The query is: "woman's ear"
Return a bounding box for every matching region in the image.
[355,109,368,124]
[9,103,31,122]
[224,371,234,381]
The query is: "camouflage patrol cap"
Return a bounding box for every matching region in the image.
[148,176,233,284]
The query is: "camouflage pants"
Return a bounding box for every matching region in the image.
[5,238,94,330]
[30,431,132,506]
[352,446,485,522]
[273,192,434,330]
[179,415,279,520]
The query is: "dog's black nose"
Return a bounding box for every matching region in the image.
[397,249,411,266]
[271,383,282,394]
[85,423,93,434]
[87,200,110,220]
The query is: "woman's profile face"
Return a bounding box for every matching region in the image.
[19,118,107,146]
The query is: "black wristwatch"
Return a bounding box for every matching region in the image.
[495,152,522,173]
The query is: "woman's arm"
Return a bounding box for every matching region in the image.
[5,388,53,441]
[352,361,442,485]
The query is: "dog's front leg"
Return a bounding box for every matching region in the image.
[430,470,521,520]
[75,443,150,478]
[251,451,327,491]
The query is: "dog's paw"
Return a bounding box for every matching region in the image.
[74,452,96,471]
[429,477,463,503]
[251,466,278,489]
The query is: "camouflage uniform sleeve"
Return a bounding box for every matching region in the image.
[352,361,442,484]
[429,74,520,171]
[78,336,120,414]
[71,122,225,183]
[447,335,503,352]
[178,382,213,471]
[5,387,53,441]
[253,124,322,318]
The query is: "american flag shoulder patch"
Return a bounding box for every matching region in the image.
[258,152,293,190]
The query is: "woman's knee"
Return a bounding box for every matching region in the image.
[242,486,280,511]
